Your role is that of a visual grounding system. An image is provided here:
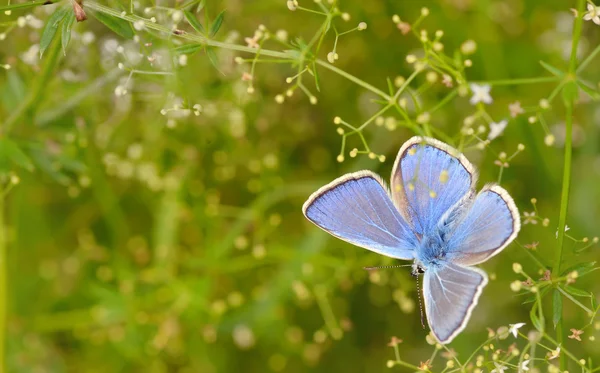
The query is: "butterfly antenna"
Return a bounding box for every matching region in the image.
[416,274,425,329]
[363,264,412,271]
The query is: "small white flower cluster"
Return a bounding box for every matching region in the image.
[584,3,600,25]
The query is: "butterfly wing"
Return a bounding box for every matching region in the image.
[423,262,488,344]
[391,136,477,236]
[303,171,418,260]
[444,184,520,266]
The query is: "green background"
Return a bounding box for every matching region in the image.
[1,0,599,372]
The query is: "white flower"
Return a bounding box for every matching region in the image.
[548,346,561,360]
[509,323,525,338]
[491,362,508,373]
[520,360,530,371]
[469,83,493,105]
[583,4,600,25]
[555,225,570,238]
[488,120,508,140]
[508,101,524,118]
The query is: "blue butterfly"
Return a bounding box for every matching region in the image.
[302,136,521,344]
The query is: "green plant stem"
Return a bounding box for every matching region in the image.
[474,76,559,86]
[84,1,390,100]
[315,60,389,99]
[0,191,6,373]
[553,0,585,370]
[0,0,55,12]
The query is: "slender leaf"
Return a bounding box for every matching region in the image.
[530,297,545,332]
[386,77,394,96]
[552,289,562,328]
[539,60,565,77]
[40,6,69,58]
[61,11,76,56]
[522,285,551,304]
[562,285,591,298]
[179,0,201,11]
[0,138,35,172]
[210,10,225,37]
[312,62,321,92]
[561,261,597,277]
[174,44,204,55]
[91,10,134,39]
[197,0,205,13]
[184,10,204,34]
[206,48,224,75]
[577,81,600,100]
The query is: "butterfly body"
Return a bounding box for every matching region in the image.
[303,136,520,344]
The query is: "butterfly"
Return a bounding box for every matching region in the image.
[302,136,520,344]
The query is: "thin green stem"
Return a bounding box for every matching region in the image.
[0,190,6,373]
[577,43,600,73]
[553,0,585,370]
[315,60,389,99]
[0,0,56,11]
[84,1,390,101]
[474,76,559,86]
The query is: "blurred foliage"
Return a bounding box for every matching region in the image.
[1,0,600,372]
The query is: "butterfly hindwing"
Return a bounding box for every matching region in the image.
[444,184,521,266]
[303,171,417,260]
[423,262,488,344]
[391,136,477,236]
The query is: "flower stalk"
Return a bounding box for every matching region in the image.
[552,0,585,369]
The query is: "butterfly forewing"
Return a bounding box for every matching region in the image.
[303,171,418,260]
[391,137,477,236]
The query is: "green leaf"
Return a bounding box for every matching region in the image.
[209,10,225,37]
[539,60,565,77]
[312,62,321,92]
[552,289,562,329]
[562,285,591,298]
[174,44,204,55]
[206,47,224,75]
[91,11,134,39]
[184,10,204,34]
[40,6,69,58]
[561,261,597,277]
[530,297,545,332]
[577,81,600,100]
[197,0,205,13]
[592,293,598,311]
[522,286,551,304]
[0,138,35,172]
[386,77,394,96]
[61,11,76,56]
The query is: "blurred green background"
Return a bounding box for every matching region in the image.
[1,0,600,372]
